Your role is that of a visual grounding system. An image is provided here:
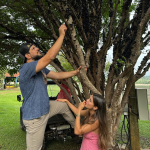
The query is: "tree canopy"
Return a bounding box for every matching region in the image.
[0,0,150,147]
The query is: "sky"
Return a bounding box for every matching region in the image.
[135,46,150,76]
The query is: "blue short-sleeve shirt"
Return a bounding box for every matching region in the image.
[19,60,50,120]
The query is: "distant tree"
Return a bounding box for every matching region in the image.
[57,52,74,71]
[136,76,150,84]
[0,67,7,89]
[0,0,150,148]
[105,61,111,78]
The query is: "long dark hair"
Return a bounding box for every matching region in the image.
[83,93,109,150]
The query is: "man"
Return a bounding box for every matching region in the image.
[19,25,81,150]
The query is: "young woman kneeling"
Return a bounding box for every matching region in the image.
[57,93,109,150]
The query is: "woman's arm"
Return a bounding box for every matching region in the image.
[75,113,99,135]
[57,99,88,116]
[74,102,99,135]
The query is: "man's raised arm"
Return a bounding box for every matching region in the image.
[36,25,67,73]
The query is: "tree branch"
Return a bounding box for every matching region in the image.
[129,6,150,66]
[50,61,81,104]
[67,1,88,43]
[135,62,150,81]
[34,0,58,39]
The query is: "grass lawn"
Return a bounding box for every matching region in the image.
[116,109,150,148]
[0,88,26,150]
[0,87,150,149]
[0,87,81,150]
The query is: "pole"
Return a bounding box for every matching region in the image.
[128,75,141,150]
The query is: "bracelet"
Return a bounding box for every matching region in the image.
[76,114,80,117]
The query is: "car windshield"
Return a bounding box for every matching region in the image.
[47,80,60,98]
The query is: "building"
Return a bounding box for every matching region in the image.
[3,72,20,89]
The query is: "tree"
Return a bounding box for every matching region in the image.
[0,66,7,89]
[0,0,150,148]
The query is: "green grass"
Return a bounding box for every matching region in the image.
[139,112,150,138]
[116,106,150,148]
[118,106,150,137]
[0,87,150,149]
[0,88,26,150]
[0,87,80,150]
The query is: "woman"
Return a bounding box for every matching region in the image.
[57,93,109,150]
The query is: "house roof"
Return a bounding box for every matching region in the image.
[5,72,20,77]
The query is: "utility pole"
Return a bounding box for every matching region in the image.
[128,75,141,150]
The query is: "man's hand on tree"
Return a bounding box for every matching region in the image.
[76,66,87,75]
